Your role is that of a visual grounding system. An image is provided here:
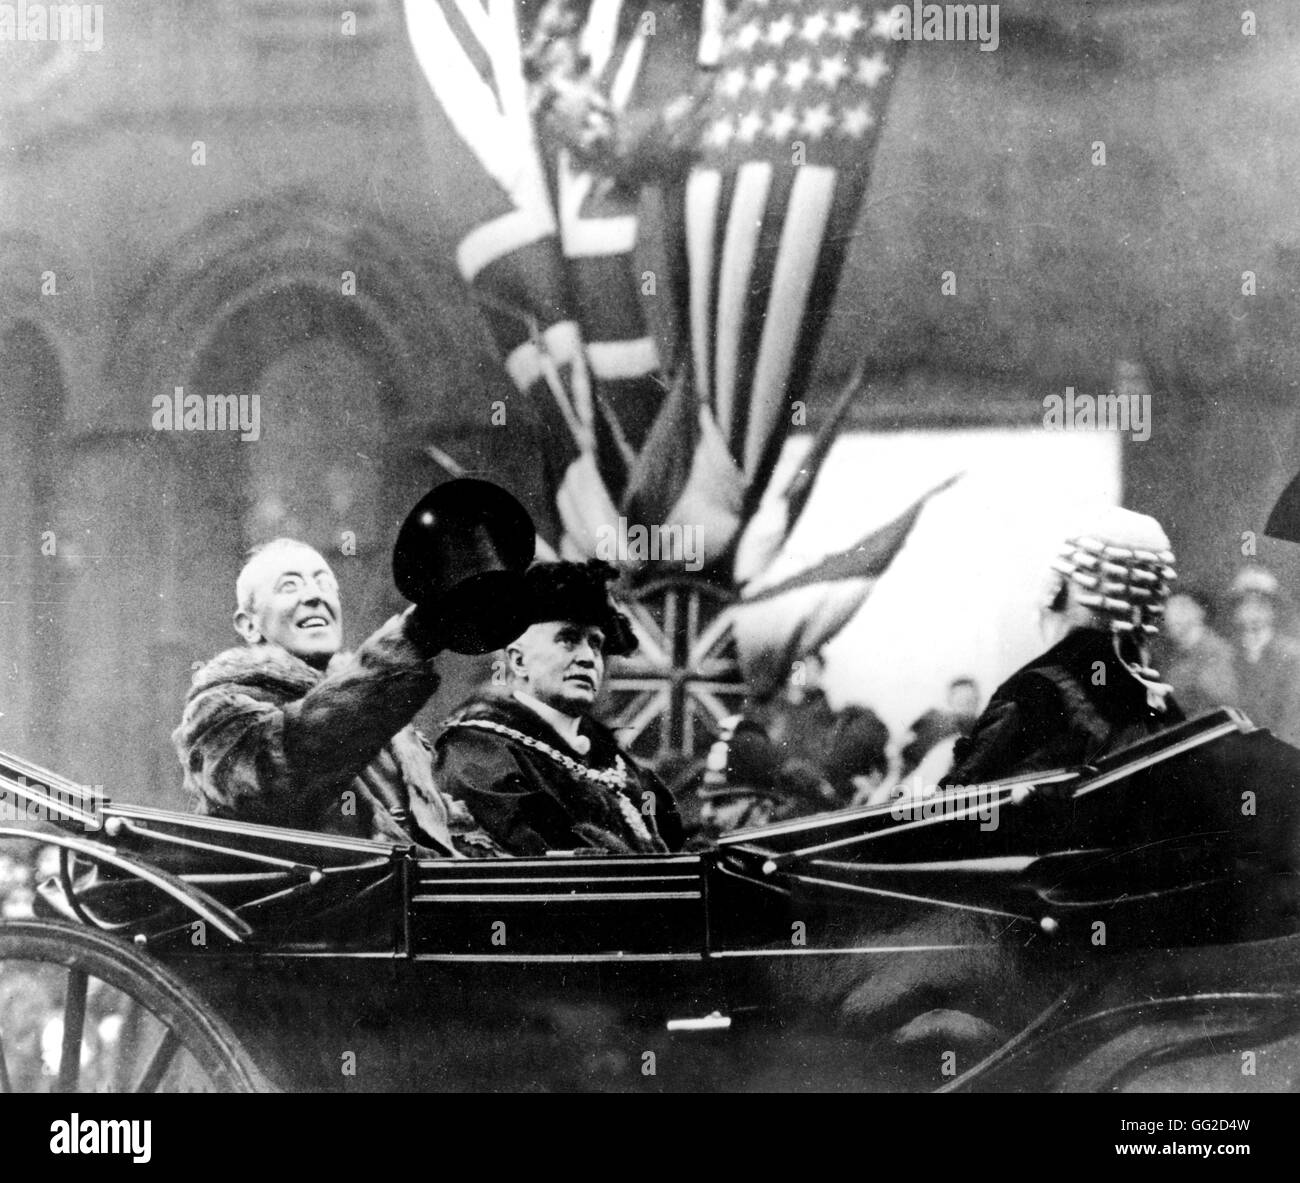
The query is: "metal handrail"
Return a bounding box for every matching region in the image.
[0,826,250,943]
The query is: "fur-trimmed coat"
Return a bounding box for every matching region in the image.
[433,694,683,856]
[173,614,491,855]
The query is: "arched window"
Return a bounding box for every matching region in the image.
[192,288,408,651]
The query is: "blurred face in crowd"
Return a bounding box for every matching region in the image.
[849,769,887,806]
[509,621,606,715]
[1164,593,1205,650]
[234,542,343,669]
[784,653,825,705]
[699,791,774,839]
[1235,594,1275,646]
[947,680,979,718]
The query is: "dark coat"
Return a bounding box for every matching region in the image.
[941,627,1185,787]
[433,694,683,856]
[172,615,494,856]
[758,691,889,806]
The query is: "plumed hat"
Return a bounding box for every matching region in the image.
[519,559,638,656]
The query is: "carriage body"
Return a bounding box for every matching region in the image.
[4,708,1300,1091]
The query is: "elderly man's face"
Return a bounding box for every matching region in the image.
[509,621,606,714]
[235,544,343,668]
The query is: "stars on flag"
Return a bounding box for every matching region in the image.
[800,11,830,43]
[751,60,779,93]
[710,51,888,101]
[705,3,901,158]
[841,104,875,138]
[736,110,767,143]
[766,13,796,47]
[817,54,849,88]
[855,51,890,87]
[722,66,749,98]
[768,105,798,141]
[736,21,764,51]
[833,8,865,40]
[800,103,835,139]
[871,7,905,40]
[784,56,813,91]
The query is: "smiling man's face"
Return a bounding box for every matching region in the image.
[234,542,343,668]
[509,620,606,715]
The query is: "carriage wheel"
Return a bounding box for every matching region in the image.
[0,920,267,1093]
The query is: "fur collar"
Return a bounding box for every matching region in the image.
[188,643,329,700]
[442,692,624,770]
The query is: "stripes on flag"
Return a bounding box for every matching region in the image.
[713,161,772,443]
[685,0,906,531]
[744,163,837,477]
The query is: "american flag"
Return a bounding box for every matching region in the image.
[686,0,905,525]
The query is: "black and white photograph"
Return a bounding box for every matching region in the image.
[2,0,1300,1117]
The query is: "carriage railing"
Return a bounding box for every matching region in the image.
[0,744,257,943]
[711,707,1268,935]
[0,705,1277,954]
[0,746,108,833]
[0,747,404,949]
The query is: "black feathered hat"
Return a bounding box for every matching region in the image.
[519,560,638,656]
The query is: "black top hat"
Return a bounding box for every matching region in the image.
[393,479,536,655]
[518,560,638,656]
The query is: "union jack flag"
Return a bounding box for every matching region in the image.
[403,0,665,557]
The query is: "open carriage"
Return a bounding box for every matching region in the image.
[3,707,1300,1093]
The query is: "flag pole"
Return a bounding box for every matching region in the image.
[781,360,870,544]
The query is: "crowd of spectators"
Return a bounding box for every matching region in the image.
[692,563,1300,837]
[1155,565,1300,747]
[693,651,981,837]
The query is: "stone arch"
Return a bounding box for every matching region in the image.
[106,191,487,429]
[0,229,92,411]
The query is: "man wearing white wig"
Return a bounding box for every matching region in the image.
[942,506,1184,786]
